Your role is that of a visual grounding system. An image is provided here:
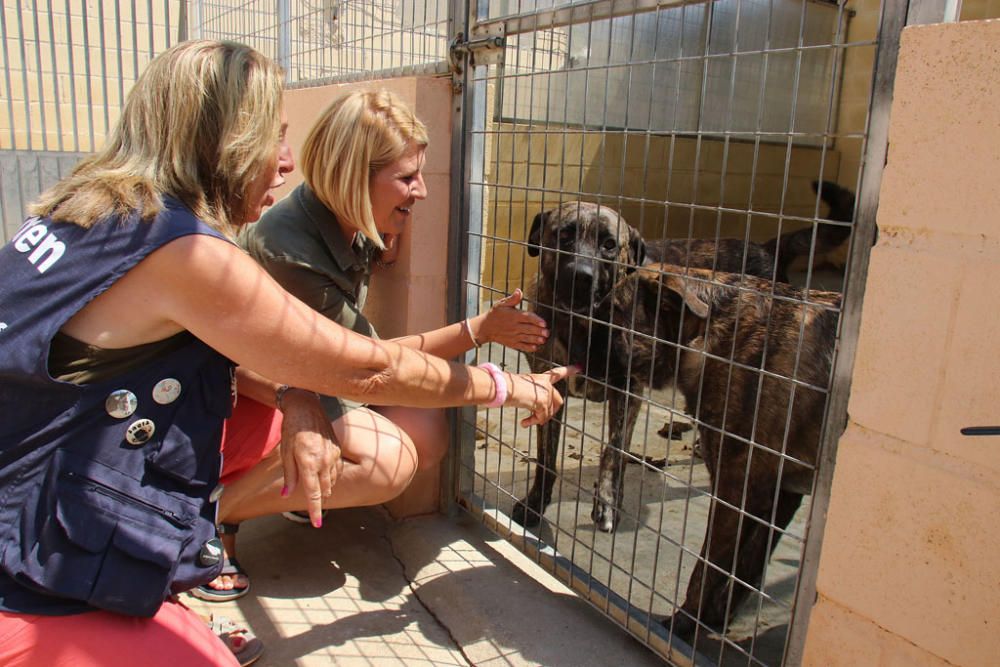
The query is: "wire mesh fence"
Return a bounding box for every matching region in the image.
[192,0,450,84]
[452,0,891,664]
[0,0,181,240]
[0,0,453,240]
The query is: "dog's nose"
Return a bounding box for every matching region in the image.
[561,260,597,306]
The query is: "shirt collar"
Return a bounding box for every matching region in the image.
[296,184,370,272]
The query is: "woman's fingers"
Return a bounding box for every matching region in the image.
[505,365,576,427]
[496,288,523,308]
[279,440,299,499]
[277,394,342,528]
[545,364,578,385]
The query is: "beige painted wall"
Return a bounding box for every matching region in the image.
[803,19,1000,666]
[961,0,1000,19]
[280,76,453,518]
[835,0,1000,189]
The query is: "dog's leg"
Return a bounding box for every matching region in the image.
[591,389,641,533]
[664,434,754,637]
[512,387,565,528]
[727,488,804,616]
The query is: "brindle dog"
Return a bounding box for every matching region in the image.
[513,201,775,534]
[586,263,841,637]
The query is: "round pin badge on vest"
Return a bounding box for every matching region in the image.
[152,378,182,405]
[105,389,138,419]
[125,418,155,446]
[199,537,224,567]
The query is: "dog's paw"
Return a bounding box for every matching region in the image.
[590,498,619,533]
[511,497,543,528]
[662,611,698,640]
[662,609,727,641]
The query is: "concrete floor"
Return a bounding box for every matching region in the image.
[185,507,664,666]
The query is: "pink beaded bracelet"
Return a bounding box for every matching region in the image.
[479,362,507,408]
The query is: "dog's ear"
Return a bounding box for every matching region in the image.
[638,265,711,318]
[628,229,646,268]
[664,274,711,318]
[527,210,547,257]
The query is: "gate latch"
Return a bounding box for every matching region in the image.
[449,24,506,75]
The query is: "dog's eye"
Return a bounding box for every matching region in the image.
[558,228,577,247]
[601,238,618,254]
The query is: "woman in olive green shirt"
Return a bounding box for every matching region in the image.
[198,90,549,600]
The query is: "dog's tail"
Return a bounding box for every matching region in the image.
[764,180,857,282]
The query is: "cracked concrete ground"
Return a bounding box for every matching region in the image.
[185,506,664,666]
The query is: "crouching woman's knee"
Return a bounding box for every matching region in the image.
[378,406,449,472]
[333,408,419,505]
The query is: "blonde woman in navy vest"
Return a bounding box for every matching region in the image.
[0,40,570,667]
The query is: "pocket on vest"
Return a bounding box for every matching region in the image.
[2,450,197,617]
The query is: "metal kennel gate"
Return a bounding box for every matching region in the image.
[444,0,942,665]
[0,1,953,664]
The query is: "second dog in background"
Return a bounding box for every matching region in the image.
[602,263,840,637]
[765,179,857,283]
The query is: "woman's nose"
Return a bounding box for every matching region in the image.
[278,142,295,176]
[412,173,427,200]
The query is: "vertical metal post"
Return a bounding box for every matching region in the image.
[178,0,188,41]
[783,0,909,662]
[277,0,292,81]
[443,0,488,515]
[188,0,204,40]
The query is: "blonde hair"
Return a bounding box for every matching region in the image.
[300,90,428,248]
[30,40,284,234]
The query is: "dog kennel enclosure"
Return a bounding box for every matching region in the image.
[0,1,962,664]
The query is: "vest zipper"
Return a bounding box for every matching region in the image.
[64,470,190,528]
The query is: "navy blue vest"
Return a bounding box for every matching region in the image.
[0,200,233,617]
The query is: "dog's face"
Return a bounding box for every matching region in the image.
[527,202,646,399]
[528,201,646,313]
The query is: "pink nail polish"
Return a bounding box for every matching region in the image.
[314,517,322,529]
[280,485,289,497]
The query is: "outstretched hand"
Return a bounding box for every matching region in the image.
[277,389,343,528]
[477,289,549,352]
[506,364,578,427]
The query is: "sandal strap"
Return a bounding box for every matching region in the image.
[219,556,247,577]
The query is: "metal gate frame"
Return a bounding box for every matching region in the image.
[443,0,951,663]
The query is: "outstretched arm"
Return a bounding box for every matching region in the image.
[143,234,570,418]
[63,233,571,525]
[391,288,549,358]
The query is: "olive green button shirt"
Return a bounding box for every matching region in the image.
[237,183,377,418]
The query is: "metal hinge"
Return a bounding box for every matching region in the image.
[449,24,506,78]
